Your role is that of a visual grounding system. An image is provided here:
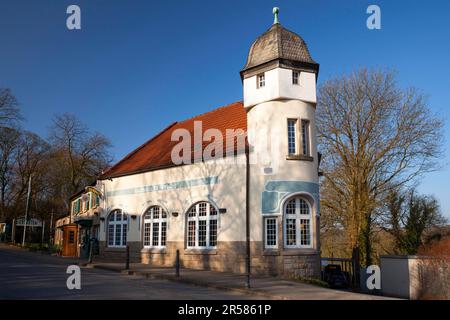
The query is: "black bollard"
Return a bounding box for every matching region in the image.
[125,245,130,270]
[175,249,180,277]
[88,239,93,264]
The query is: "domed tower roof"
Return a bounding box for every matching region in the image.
[240,8,319,79]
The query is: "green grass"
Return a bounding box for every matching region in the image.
[290,275,330,288]
[18,242,60,253]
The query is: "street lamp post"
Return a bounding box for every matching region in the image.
[21,176,32,247]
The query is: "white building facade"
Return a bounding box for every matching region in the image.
[71,12,321,278]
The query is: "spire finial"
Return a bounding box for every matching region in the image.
[273,7,280,24]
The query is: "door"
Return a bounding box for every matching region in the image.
[62,225,78,257]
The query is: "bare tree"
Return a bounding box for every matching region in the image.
[317,68,444,265]
[0,127,21,222]
[0,88,22,129]
[48,113,112,210]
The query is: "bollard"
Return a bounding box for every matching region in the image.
[88,239,93,264]
[125,245,130,270]
[175,249,180,277]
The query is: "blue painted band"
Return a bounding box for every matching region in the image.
[106,176,219,197]
[262,180,320,214]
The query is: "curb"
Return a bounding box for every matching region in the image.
[86,264,287,300]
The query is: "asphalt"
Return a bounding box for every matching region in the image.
[85,261,394,300]
[0,244,396,300]
[0,244,261,300]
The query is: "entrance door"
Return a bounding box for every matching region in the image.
[62,225,78,257]
[80,227,91,259]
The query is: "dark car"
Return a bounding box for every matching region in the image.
[322,264,350,289]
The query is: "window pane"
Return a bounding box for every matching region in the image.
[299,199,309,215]
[286,199,296,215]
[143,222,151,246]
[115,224,121,246]
[122,224,127,246]
[209,219,217,247]
[300,219,311,246]
[210,205,217,216]
[258,73,265,88]
[287,120,297,155]
[188,221,196,247]
[108,224,114,246]
[161,222,167,246]
[301,120,310,156]
[198,220,207,247]
[69,231,75,244]
[152,223,158,245]
[199,202,207,216]
[153,206,160,219]
[292,71,299,84]
[152,222,160,246]
[286,218,296,246]
[188,206,196,218]
[265,218,277,247]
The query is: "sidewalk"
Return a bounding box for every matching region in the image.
[84,261,395,300]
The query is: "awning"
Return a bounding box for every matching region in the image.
[73,216,93,227]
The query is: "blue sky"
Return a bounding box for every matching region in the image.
[0,0,449,217]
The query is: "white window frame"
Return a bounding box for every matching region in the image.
[107,209,128,248]
[264,217,278,249]
[186,202,218,249]
[287,119,298,155]
[143,206,167,248]
[257,73,265,88]
[292,70,300,85]
[283,197,313,249]
[301,119,310,156]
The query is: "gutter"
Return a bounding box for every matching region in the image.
[245,145,251,288]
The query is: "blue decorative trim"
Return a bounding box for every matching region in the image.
[106,176,219,197]
[261,180,320,214]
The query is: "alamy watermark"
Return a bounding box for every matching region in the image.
[66,265,81,290]
[367,5,381,30]
[66,5,81,30]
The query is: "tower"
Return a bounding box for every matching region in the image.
[243,8,321,277]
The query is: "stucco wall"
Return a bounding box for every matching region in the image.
[98,156,247,244]
[243,67,317,108]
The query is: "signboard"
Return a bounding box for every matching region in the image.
[15,217,42,227]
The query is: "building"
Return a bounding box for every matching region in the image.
[70,8,321,278]
[54,215,78,256]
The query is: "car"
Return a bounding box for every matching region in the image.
[322,264,350,289]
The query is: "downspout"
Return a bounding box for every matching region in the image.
[245,145,251,288]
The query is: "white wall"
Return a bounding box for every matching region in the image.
[246,98,320,248]
[380,255,425,299]
[98,156,247,244]
[243,67,317,108]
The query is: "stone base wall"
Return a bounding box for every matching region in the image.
[98,241,142,263]
[140,241,320,278]
[96,240,320,277]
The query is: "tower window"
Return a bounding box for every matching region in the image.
[287,119,297,155]
[257,73,265,88]
[292,71,299,85]
[301,120,310,156]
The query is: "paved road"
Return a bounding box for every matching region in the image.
[0,245,260,300]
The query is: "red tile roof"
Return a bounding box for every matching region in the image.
[100,101,247,179]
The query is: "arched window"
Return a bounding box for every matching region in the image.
[143,206,167,248]
[284,197,312,248]
[107,209,127,247]
[187,202,218,249]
